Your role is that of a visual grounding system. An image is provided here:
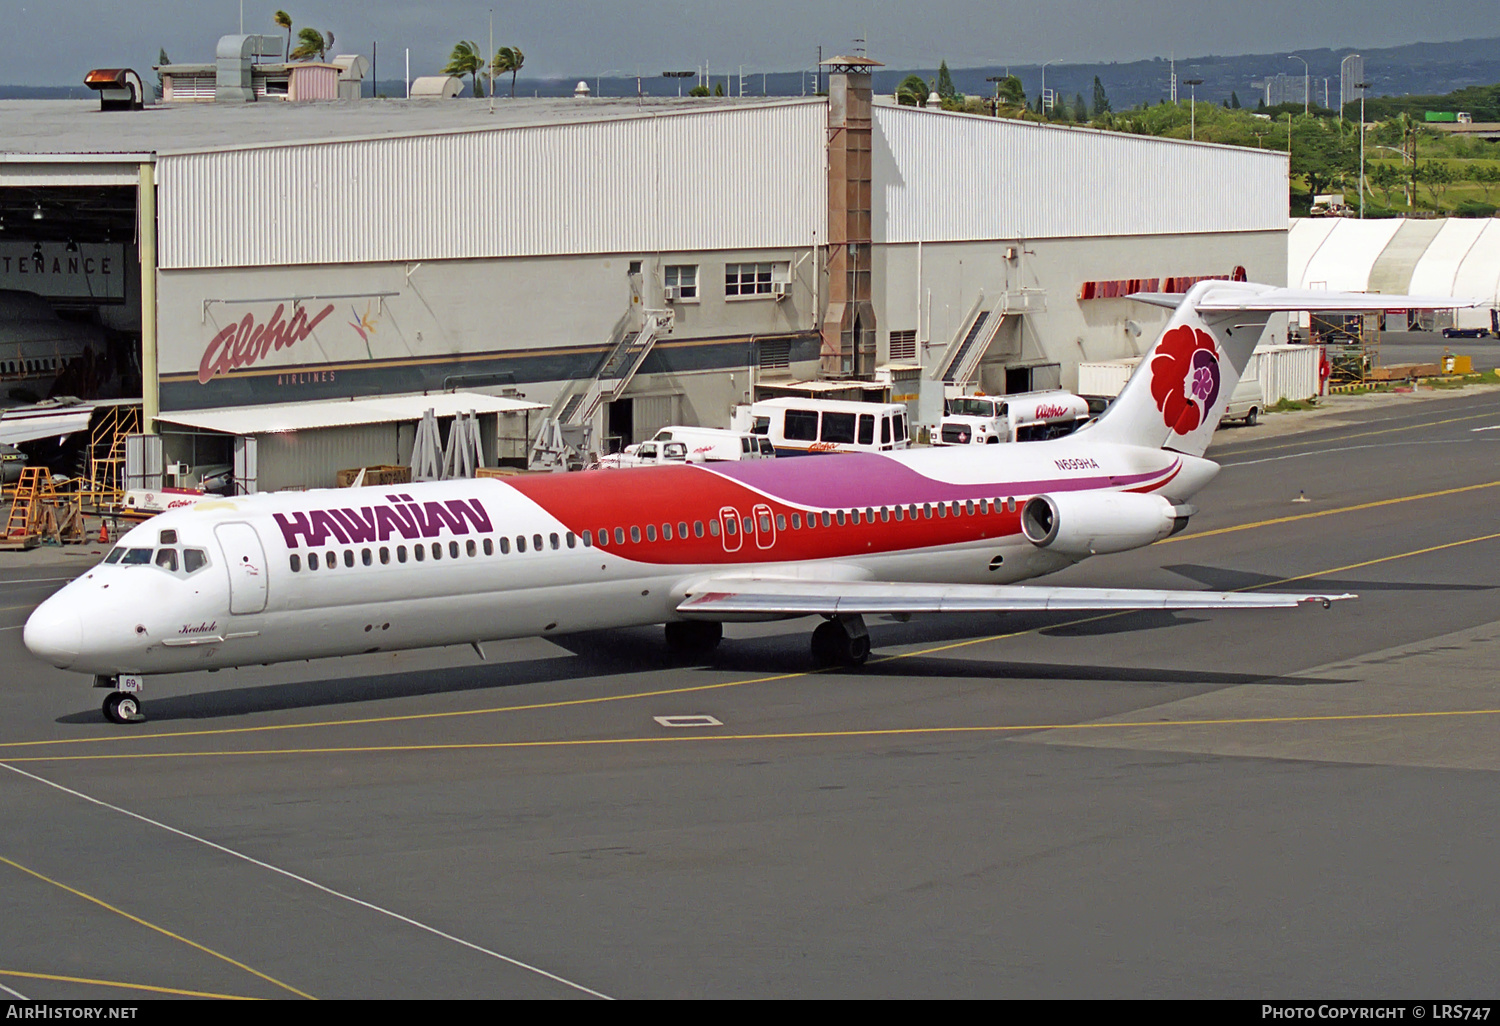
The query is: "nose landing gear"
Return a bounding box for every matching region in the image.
[95,675,146,724]
[811,614,871,668]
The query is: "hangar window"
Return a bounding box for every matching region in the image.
[664,264,698,300]
[725,261,787,297]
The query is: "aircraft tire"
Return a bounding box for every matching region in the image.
[102,692,141,725]
[665,620,723,653]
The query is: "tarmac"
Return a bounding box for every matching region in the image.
[1,387,1499,998]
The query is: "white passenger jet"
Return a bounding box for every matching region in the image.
[24,281,1471,723]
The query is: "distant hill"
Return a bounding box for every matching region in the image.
[7,36,1498,106]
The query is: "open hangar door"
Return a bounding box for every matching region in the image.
[0,167,143,474]
[0,179,141,407]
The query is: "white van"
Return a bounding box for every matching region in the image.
[1219,377,1266,426]
[730,398,910,456]
[936,390,1091,445]
[649,426,775,461]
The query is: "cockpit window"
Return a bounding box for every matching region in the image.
[120,548,153,565]
[104,547,125,564]
[154,548,179,572]
[159,529,177,545]
[183,548,208,574]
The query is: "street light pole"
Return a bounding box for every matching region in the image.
[1357,81,1371,218]
[1183,78,1203,141]
[1338,53,1359,123]
[1041,59,1058,116]
[1288,55,1309,115]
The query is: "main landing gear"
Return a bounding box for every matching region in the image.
[664,620,724,653]
[811,614,870,668]
[95,675,146,725]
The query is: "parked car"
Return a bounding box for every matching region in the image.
[1219,377,1265,427]
[1441,327,1492,339]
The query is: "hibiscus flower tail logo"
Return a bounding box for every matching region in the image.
[1149,325,1222,435]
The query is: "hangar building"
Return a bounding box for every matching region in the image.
[0,47,1289,488]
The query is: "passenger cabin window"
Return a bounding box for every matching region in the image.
[289,554,301,572]
[784,410,818,442]
[821,413,856,444]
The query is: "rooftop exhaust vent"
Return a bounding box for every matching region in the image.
[215,33,281,103]
[83,68,144,111]
[410,75,463,99]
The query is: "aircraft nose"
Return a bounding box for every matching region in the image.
[24,599,82,669]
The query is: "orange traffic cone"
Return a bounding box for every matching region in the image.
[97,521,110,544]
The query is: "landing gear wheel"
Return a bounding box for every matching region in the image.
[665,620,723,653]
[102,692,143,725]
[810,616,871,668]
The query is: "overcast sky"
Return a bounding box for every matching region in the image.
[5,1,1499,85]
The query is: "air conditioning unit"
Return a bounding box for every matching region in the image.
[1003,246,1018,261]
[662,285,677,302]
[771,281,790,300]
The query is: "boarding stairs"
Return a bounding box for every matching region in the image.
[530,309,672,470]
[929,289,1046,388]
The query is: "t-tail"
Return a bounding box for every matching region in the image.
[1082,280,1481,458]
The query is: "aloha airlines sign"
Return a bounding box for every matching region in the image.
[198,303,335,383]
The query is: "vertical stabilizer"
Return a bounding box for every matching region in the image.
[1082,281,1269,457]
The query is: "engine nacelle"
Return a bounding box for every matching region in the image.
[1020,491,1190,556]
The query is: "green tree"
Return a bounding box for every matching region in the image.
[1230,91,1242,109]
[1472,163,1500,204]
[1290,116,1357,199]
[714,80,724,97]
[274,10,293,62]
[155,48,169,101]
[1419,161,1455,205]
[1073,92,1087,122]
[1369,162,1401,208]
[291,26,333,62]
[688,83,710,97]
[444,40,484,97]
[996,75,1024,105]
[491,45,524,98]
[936,60,956,100]
[895,74,929,107]
[1091,76,1111,115]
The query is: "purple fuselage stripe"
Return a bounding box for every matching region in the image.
[701,452,1175,509]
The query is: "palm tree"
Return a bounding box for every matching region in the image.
[274,11,293,62]
[445,40,484,97]
[291,27,333,62]
[492,46,524,98]
[894,74,929,107]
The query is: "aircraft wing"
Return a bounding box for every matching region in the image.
[0,403,94,446]
[676,577,1354,617]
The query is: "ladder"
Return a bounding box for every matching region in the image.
[4,467,45,540]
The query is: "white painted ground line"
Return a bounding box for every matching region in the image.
[1471,425,1500,432]
[653,715,723,728]
[0,763,612,1000]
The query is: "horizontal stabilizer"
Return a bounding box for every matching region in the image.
[677,577,1355,618]
[1126,283,1483,314]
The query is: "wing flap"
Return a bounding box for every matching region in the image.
[677,578,1354,617]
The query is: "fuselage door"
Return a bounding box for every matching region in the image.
[718,506,743,553]
[752,503,776,550]
[215,522,268,614]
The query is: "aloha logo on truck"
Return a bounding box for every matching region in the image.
[1150,325,1222,435]
[1033,403,1072,419]
[198,303,336,384]
[273,494,493,548]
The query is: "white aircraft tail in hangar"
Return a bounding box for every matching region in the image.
[24,280,1480,723]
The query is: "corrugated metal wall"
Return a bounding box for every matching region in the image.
[254,424,403,492]
[157,103,827,270]
[873,107,1288,243]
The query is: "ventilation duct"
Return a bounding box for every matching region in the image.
[215,34,281,103]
